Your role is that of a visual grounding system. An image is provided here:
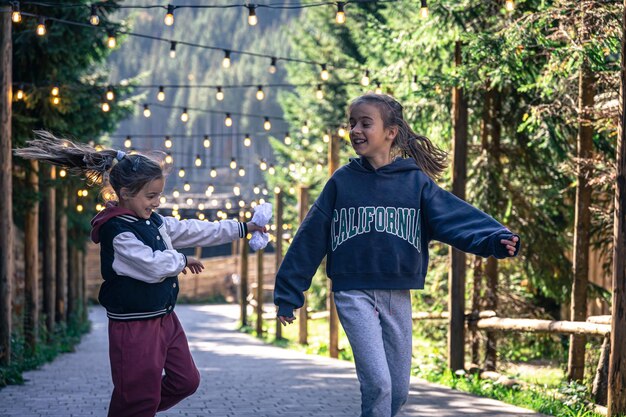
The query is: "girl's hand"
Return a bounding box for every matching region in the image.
[183,257,204,274]
[247,222,268,234]
[500,235,519,257]
[278,315,296,326]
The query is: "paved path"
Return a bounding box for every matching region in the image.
[0,305,544,417]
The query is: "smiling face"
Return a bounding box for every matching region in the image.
[348,102,397,169]
[119,177,164,219]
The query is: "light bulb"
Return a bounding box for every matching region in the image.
[263,117,271,131]
[89,5,99,25]
[165,153,173,164]
[420,0,428,18]
[316,84,324,100]
[247,6,257,26]
[256,86,265,101]
[11,3,22,23]
[143,104,151,118]
[216,87,224,101]
[210,168,217,178]
[36,17,46,36]
[16,86,24,100]
[164,137,172,148]
[184,182,191,192]
[244,134,252,147]
[164,5,175,26]
[206,184,215,194]
[320,64,329,81]
[107,31,116,48]
[51,85,59,96]
[106,87,114,101]
[180,108,189,122]
[102,102,110,112]
[336,2,346,24]
[260,160,268,171]
[178,168,185,177]
[195,155,202,167]
[505,0,515,11]
[323,134,330,143]
[222,50,231,68]
[375,82,382,94]
[124,136,132,148]
[52,96,60,105]
[268,57,277,74]
[173,189,180,198]
[284,133,292,145]
[203,136,211,148]
[234,185,241,195]
[225,113,233,127]
[238,167,245,177]
[361,70,370,86]
[157,86,165,101]
[169,41,177,58]
[302,121,310,134]
[268,165,276,175]
[230,158,237,169]
[338,127,346,137]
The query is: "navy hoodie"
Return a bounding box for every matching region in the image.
[274,157,520,318]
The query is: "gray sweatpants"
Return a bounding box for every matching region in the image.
[334,289,413,417]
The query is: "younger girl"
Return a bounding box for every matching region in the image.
[15,131,265,417]
[274,93,520,417]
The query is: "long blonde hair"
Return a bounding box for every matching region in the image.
[349,93,448,179]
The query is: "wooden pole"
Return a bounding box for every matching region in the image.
[256,248,264,336]
[274,191,284,340]
[24,161,39,350]
[67,235,79,324]
[240,221,249,328]
[42,166,56,339]
[298,185,310,345]
[56,186,68,324]
[328,134,341,358]
[607,1,626,413]
[0,6,13,366]
[448,40,468,371]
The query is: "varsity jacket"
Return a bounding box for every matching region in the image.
[91,206,247,321]
[274,157,520,318]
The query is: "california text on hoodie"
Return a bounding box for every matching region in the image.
[274,157,520,318]
[91,204,247,321]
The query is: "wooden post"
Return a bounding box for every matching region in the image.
[328,134,341,358]
[607,2,626,413]
[56,185,68,324]
[470,256,483,365]
[67,235,79,324]
[24,161,39,350]
[240,222,249,328]
[274,191,284,341]
[298,185,310,345]
[81,249,88,323]
[593,336,610,406]
[448,40,469,371]
[0,6,13,366]
[42,166,56,338]
[256,248,264,336]
[484,257,498,371]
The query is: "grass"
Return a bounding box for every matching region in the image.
[243,313,613,417]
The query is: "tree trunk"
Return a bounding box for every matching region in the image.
[42,166,57,339]
[568,7,596,381]
[471,256,483,365]
[298,185,310,345]
[607,1,626,413]
[448,40,469,371]
[593,336,610,406]
[24,161,39,351]
[56,186,68,325]
[274,191,284,341]
[256,248,264,336]
[67,234,79,324]
[328,134,341,358]
[240,221,249,328]
[484,256,498,371]
[0,7,13,366]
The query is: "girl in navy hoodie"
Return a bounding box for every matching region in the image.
[15,131,265,417]
[274,93,520,417]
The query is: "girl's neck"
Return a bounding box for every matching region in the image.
[365,154,392,170]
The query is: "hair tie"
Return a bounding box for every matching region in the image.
[116,150,126,161]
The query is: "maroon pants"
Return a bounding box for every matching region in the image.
[107,312,200,417]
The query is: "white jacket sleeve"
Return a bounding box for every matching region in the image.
[112,232,187,283]
[160,215,245,249]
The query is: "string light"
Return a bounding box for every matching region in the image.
[16,85,25,100]
[335,2,346,24]
[169,41,177,58]
[59,169,67,177]
[195,154,202,167]
[361,70,370,86]
[11,2,22,23]
[173,189,180,198]
[320,64,329,81]
[76,204,84,212]
[164,4,175,26]
[316,84,324,100]
[268,57,277,74]
[105,86,115,101]
[259,159,268,171]
[247,5,258,26]
[238,167,246,177]
[274,186,280,193]
[323,133,330,143]
[256,85,265,101]
[263,117,271,131]
[230,158,237,169]
[420,0,428,18]
[165,153,173,164]
[51,85,59,96]
[284,132,292,145]
[157,86,165,101]
[239,200,246,208]
[52,96,60,105]
[216,86,224,101]
[178,168,186,177]
[253,185,260,194]
[89,4,99,25]
[183,181,191,192]
[222,50,231,68]
[164,136,172,148]
[244,134,252,147]
[210,167,217,178]
[180,107,189,122]
[411,74,419,91]
[268,164,276,175]
[160,196,166,204]
[233,185,241,196]
[124,136,132,148]
[505,0,515,11]
[107,29,117,48]
[338,126,346,137]
[36,17,46,36]
[375,81,382,94]
[206,184,215,194]
[224,113,233,127]
[203,135,211,148]
[101,101,110,112]
[143,104,151,117]
[301,120,310,134]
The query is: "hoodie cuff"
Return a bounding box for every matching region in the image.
[493,232,521,259]
[277,304,295,318]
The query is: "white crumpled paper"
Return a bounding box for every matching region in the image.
[249,202,273,251]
